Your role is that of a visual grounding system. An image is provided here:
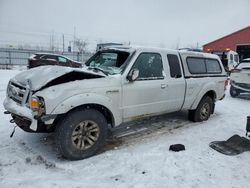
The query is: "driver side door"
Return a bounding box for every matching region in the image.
[122,52,169,121]
[58,56,71,67]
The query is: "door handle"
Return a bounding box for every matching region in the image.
[161,84,167,89]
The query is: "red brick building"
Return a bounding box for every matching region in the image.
[203,26,250,60]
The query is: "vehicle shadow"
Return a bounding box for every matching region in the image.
[18,111,193,161]
[237,93,250,100]
[105,111,192,152]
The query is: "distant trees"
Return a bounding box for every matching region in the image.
[74,38,89,53]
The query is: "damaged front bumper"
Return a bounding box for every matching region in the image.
[4,97,38,132]
[4,97,57,133]
[3,80,57,133]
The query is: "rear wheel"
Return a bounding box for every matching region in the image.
[188,96,213,122]
[230,86,240,98]
[56,108,108,160]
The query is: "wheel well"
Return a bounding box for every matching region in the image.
[60,104,115,127]
[204,90,216,101]
[203,90,216,114]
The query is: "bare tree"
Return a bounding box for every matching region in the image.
[74,38,89,52]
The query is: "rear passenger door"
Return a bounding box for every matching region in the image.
[165,54,186,111]
[41,55,59,66]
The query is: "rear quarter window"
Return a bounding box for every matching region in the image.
[167,54,182,78]
[30,54,43,59]
[205,59,222,73]
[187,58,206,74]
[187,57,222,74]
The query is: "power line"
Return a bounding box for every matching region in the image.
[0,28,115,43]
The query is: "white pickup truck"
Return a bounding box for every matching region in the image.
[230,58,250,97]
[4,46,227,160]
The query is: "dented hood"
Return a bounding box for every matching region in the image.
[12,66,105,91]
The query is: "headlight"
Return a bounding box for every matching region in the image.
[29,96,45,117]
[30,96,40,110]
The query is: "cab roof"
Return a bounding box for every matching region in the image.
[103,45,218,59]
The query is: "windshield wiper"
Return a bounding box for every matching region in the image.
[87,67,108,76]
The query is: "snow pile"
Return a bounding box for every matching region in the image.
[0,70,250,188]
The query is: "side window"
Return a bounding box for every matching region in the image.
[58,56,68,63]
[230,54,233,61]
[132,53,164,80]
[187,58,206,74]
[42,55,57,61]
[234,55,239,62]
[167,54,182,78]
[205,59,222,73]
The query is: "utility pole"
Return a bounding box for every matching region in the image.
[73,26,76,52]
[49,35,51,50]
[62,34,65,52]
[51,31,54,51]
[196,42,199,49]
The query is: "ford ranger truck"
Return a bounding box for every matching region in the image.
[3,46,227,160]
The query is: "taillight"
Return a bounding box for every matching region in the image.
[224,79,228,90]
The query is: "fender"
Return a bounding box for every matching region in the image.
[50,93,122,126]
[190,82,216,110]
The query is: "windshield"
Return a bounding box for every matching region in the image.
[236,62,250,69]
[242,59,250,63]
[85,50,131,75]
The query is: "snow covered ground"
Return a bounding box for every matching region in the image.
[0,69,250,188]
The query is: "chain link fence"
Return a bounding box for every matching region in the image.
[0,48,92,69]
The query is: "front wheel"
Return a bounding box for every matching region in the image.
[230,86,240,98]
[188,96,213,122]
[56,108,108,160]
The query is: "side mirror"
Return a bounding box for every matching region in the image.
[127,69,139,82]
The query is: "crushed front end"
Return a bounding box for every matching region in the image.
[3,80,54,133]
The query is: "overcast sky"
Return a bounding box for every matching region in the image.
[0,0,250,51]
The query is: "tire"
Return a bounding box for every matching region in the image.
[188,96,213,122]
[55,108,108,160]
[230,86,240,98]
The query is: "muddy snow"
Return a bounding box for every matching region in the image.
[0,69,250,188]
